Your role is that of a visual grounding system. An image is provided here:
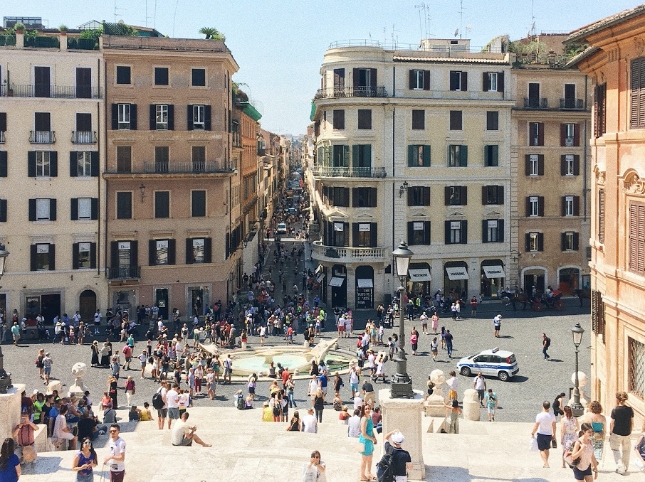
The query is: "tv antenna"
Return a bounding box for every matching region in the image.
[415,3,431,39]
[113,0,125,23]
[458,0,465,39]
[529,0,537,37]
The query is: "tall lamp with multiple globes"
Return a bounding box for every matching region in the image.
[0,243,11,393]
[570,322,585,416]
[390,241,414,398]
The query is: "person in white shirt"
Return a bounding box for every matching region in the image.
[447,371,458,401]
[301,408,318,433]
[166,384,180,428]
[347,409,361,437]
[308,375,319,402]
[103,424,126,481]
[473,372,487,407]
[170,412,211,447]
[530,400,557,468]
[353,395,363,412]
[93,310,101,335]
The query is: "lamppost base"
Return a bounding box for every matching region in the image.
[390,374,414,398]
[570,401,584,417]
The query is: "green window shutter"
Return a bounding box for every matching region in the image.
[460,145,468,166]
[352,145,359,169]
[343,145,349,167]
[423,145,431,166]
[408,145,414,167]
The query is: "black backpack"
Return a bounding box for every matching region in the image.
[152,391,164,410]
[376,445,396,482]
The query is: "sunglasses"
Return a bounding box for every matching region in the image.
[109,430,118,433]
[83,441,92,445]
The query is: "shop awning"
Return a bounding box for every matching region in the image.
[315,264,323,275]
[316,273,325,283]
[357,279,373,289]
[483,266,506,279]
[408,268,432,282]
[445,266,469,280]
[329,277,345,287]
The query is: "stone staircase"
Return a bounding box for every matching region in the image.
[19,406,643,481]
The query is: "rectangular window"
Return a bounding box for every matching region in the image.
[561,154,580,176]
[445,220,467,244]
[77,242,92,269]
[116,146,132,173]
[35,198,51,220]
[191,238,205,263]
[116,66,131,85]
[527,232,543,252]
[562,231,579,251]
[445,186,467,206]
[408,221,431,246]
[448,145,467,167]
[409,69,430,90]
[329,187,350,207]
[155,239,169,265]
[193,105,205,129]
[191,68,206,87]
[77,197,92,220]
[411,110,425,130]
[529,196,540,216]
[352,187,377,208]
[34,243,51,270]
[598,189,605,244]
[155,146,169,172]
[332,110,345,130]
[407,145,431,167]
[484,145,498,167]
[449,71,467,91]
[449,110,462,130]
[352,144,372,169]
[631,58,645,129]
[332,145,349,167]
[595,83,607,137]
[486,72,498,92]
[155,191,170,219]
[34,112,51,142]
[357,109,372,129]
[529,122,544,146]
[156,105,168,130]
[34,67,51,97]
[117,241,131,271]
[354,224,373,247]
[561,123,579,146]
[528,82,540,107]
[35,151,51,177]
[486,111,499,130]
[526,154,544,176]
[116,192,132,219]
[562,195,579,216]
[117,104,131,129]
[482,186,504,205]
[192,146,206,171]
[192,190,206,217]
[154,67,169,86]
[483,219,504,243]
[629,202,645,273]
[628,337,645,399]
[407,186,430,206]
[76,113,92,132]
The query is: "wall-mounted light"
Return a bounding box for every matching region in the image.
[399,181,409,198]
[139,184,146,203]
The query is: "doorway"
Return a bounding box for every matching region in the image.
[330,264,347,308]
[190,288,204,317]
[155,288,169,320]
[79,290,96,323]
[524,272,545,297]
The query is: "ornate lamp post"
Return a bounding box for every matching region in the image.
[0,243,11,393]
[391,241,414,398]
[571,322,585,416]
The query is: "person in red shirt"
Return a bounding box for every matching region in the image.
[122,345,132,370]
[281,366,290,389]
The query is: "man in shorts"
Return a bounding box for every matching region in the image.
[156,382,168,430]
[531,401,556,468]
[171,412,211,447]
[93,309,101,335]
[223,354,233,384]
[103,424,126,482]
[166,383,180,429]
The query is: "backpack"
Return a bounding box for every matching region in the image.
[152,391,164,410]
[376,449,395,482]
[236,396,245,410]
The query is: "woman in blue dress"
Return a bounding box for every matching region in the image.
[358,405,377,481]
[0,438,20,482]
[72,437,98,482]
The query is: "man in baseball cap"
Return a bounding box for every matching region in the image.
[384,430,413,481]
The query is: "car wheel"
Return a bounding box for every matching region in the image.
[498,371,509,382]
[460,367,471,377]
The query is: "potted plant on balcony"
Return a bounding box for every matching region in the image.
[58,25,68,35]
[14,22,24,34]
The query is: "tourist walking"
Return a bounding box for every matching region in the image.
[484,389,497,422]
[358,405,377,481]
[445,400,462,434]
[473,372,486,407]
[72,437,98,482]
[583,400,607,462]
[103,424,126,482]
[560,405,579,468]
[610,391,634,475]
[531,401,557,468]
[570,423,599,481]
[542,333,551,360]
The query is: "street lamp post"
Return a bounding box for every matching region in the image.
[391,241,414,398]
[0,243,12,394]
[571,322,585,417]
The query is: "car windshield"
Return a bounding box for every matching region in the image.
[508,354,517,363]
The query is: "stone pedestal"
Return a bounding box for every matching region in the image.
[0,383,25,441]
[424,369,446,417]
[46,380,62,395]
[379,389,425,481]
[462,388,480,421]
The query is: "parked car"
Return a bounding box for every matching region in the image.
[456,347,519,382]
[276,223,287,234]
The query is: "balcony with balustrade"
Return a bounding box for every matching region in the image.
[2,84,102,99]
[560,98,584,110]
[71,131,97,144]
[311,166,386,179]
[29,131,55,144]
[106,265,141,281]
[312,241,387,264]
[523,97,548,109]
[314,86,388,100]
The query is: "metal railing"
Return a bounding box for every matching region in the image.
[311,166,386,178]
[71,131,97,144]
[314,86,388,99]
[523,97,548,109]
[106,266,141,280]
[312,241,386,261]
[29,131,55,144]
[560,98,584,110]
[143,161,234,174]
[7,84,102,99]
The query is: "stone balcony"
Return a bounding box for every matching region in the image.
[312,241,387,263]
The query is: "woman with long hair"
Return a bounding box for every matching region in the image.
[358,404,377,481]
[107,375,118,409]
[72,437,98,481]
[286,410,302,432]
[0,438,20,482]
[570,423,598,481]
[560,405,579,467]
[583,400,606,462]
[313,389,325,423]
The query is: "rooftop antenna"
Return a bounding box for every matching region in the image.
[458,0,465,39]
[391,24,399,48]
[172,0,179,37]
[529,0,536,37]
[415,2,431,39]
[113,0,124,23]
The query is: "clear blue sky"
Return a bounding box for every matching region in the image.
[3,0,642,134]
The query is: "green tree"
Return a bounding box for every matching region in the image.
[199,27,225,41]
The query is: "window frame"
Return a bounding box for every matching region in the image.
[486,111,499,130]
[407,221,431,246]
[116,146,132,173]
[154,67,169,86]
[529,196,540,217]
[191,68,206,87]
[191,190,206,217]
[357,109,372,130]
[35,151,51,177]
[449,110,463,130]
[411,110,425,130]
[35,198,51,220]
[116,191,133,220]
[407,145,431,167]
[116,66,131,85]
[155,105,169,130]
[332,110,345,130]
[447,145,468,167]
[154,191,170,219]
[117,104,131,129]
[192,105,205,129]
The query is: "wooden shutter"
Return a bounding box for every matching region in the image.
[481,186,487,205]
[30,245,37,271]
[573,233,580,251]
[0,151,6,177]
[408,222,414,245]
[50,151,58,177]
[538,155,544,175]
[561,197,568,216]
[111,104,118,130]
[561,155,567,176]
[343,223,349,247]
[482,220,489,243]
[573,155,580,175]
[461,221,468,244]
[90,242,96,269]
[371,188,377,207]
[167,105,175,130]
[0,199,6,222]
[482,72,490,91]
[49,199,56,220]
[205,105,212,130]
[538,197,544,217]
[71,198,78,220]
[407,145,414,167]
[90,152,99,176]
[28,151,36,177]
[370,223,378,247]
[460,145,468,166]
[0,112,5,132]
[187,105,194,130]
[72,243,79,269]
[444,186,450,205]
[148,240,156,266]
[498,186,504,205]
[70,152,77,177]
[561,233,567,251]
[423,145,430,166]
[449,71,459,90]
[461,72,468,91]
[573,196,580,216]
[91,198,98,220]
[29,199,36,221]
[598,190,605,244]
[186,238,193,264]
[352,188,359,207]
[525,155,531,176]
[461,186,467,205]
[204,238,212,263]
[573,123,580,146]
[423,70,430,90]
[110,241,119,272]
[537,123,544,146]
[343,145,350,166]
[408,70,415,89]
[444,221,451,244]
[498,72,504,93]
[560,124,567,146]
[168,239,176,265]
[525,233,531,251]
[537,233,544,251]
[149,104,156,130]
[423,221,431,244]
[130,104,137,130]
[352,145,359,169]
[423,187,430,206]
[351,223,359,247]
[498,220,505,241]
[352,68,360,89]
[49,244,55,270]
[130,241,138,268]
[407,187,415,206]
[370,68,377,89]
[525,197,531,217]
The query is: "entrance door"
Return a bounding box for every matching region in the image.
[524,274,545,297]
[79,290,96,323]
[190,288,203,317]
[332,281,347,308]
[155,288,169,320]
[40,294,61,324]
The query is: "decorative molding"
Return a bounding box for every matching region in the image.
[607,47,620,63]
[622,170,645,195]
[594,165,606,186]
[635,37,645,57]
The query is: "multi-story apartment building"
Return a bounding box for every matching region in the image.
[0,28,107,323]
[310,39,514,309]
[102,35,239,319]
[510,35,592,297]
[569,4,645,416]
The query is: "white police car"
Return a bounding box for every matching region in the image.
[276,223,287,235]
[456,347,519,381]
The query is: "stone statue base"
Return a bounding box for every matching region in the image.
[0,383,25,442]
[462,388,480,421]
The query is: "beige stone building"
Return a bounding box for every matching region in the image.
[511,35,592,297]
[569,4,645,416]
[0,29,107,323]
[309,39,514,309]
[102,35,239,318]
